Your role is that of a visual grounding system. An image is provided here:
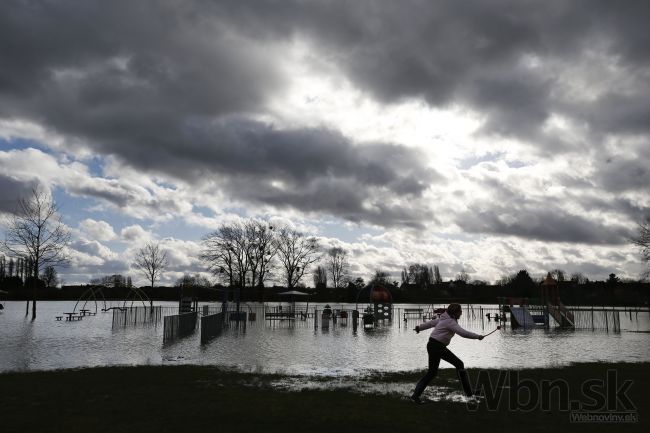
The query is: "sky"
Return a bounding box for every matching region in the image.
[0,0,648,286]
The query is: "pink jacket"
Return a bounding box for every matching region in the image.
[418,312,481,345]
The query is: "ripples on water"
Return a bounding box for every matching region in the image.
[1,301,649,375]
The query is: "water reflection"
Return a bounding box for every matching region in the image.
[0,301,649,374]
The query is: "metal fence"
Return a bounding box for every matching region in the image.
[200,312,225,344]
[155,303,630,340]
[569,308,620,332]
[112,306,163,328]
[163,312,198,342]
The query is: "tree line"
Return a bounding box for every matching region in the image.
[2,190,650,317]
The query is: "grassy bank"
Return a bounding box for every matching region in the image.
[1,363,647,433]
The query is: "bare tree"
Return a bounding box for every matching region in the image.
[8,257,15,277]
[433,264,443,284]
[133,242,168,289]
[275,227,320,288]
[90,274,129,288]
[244,220,276,287]
[326,247,349,289]
[370,270,391,286]
[176,273,211,288]
[549,269,566,282]
[201,222,249,287]
[455,269,470,284]
[408,263,433,288]
[400,267,411,285]
[570,272,588,285]
[313,265,327,288]
[632,217,650,278]
[43,266,58,288]
[2,188,70,319]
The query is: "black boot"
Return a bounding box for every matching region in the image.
[411,382,424,402]
[457,369,473,397]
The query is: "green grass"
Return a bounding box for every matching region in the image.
[1,363,647,433]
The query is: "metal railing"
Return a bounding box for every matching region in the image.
[112,306,163,328]
[163,312,198,342]
[200,312,224,344]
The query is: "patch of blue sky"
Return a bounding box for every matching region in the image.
[153,216,207,241]
[0,137,107,177]
[457,152,503,169]
[0,137,49,152]
[457,152,530,170]
[222,206,250,218]
[153,178,178,190]
[505,159,528,169]
[52,186,141,235]
[192,205,214,217]
[83,155,105,177]
[52,187,97,227]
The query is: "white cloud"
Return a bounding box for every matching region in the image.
[1,2,647,285]
[120,225,151,243]
[78,219,116,242]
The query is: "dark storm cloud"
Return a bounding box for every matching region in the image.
[187,119,438,228]
[0,0,440,228]
[0,175,38,214]
[215,0,650,140]
[230,173,430,229]
[580,92,650,136]
[457,167,638,245]
[0,0,648,232]
[596,154,650,193]
[69,180,187,216]
[71,183,131,209]
[0,1,281,113]
[457,203,631,245]
[575,196,650,224]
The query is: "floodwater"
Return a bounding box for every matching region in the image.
[1,301,649,375]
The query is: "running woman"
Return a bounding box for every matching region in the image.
[410,303,483,402]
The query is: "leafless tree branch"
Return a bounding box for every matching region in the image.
[133,242,168,288]
[1,187,71,318]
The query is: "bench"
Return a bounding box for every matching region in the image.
[55,316,63,321]
[403,308,424,318]
[265,312,295,320]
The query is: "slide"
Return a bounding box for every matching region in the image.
[510,307,536,328]
[547,302,575,328]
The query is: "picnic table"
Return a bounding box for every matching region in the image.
[265,311,296,320]
[79,309,96,316]
[63,312,82,321]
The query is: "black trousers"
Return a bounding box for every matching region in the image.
[413,338,472,397]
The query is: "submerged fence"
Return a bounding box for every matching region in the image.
[200,312,225,344]
[112,306,163,328]
[147,302,634,343]
[570,308,621,332]
[163,312,198,342]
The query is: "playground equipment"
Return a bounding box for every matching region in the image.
[370,285,393,321]
[71,285,108,316]
[352,283,394,328]
[67,285,163,327]
[509,306,537,328]
[541,274,574,327]
[499,274,577,329]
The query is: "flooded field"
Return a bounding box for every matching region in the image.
[1,301,649,375]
